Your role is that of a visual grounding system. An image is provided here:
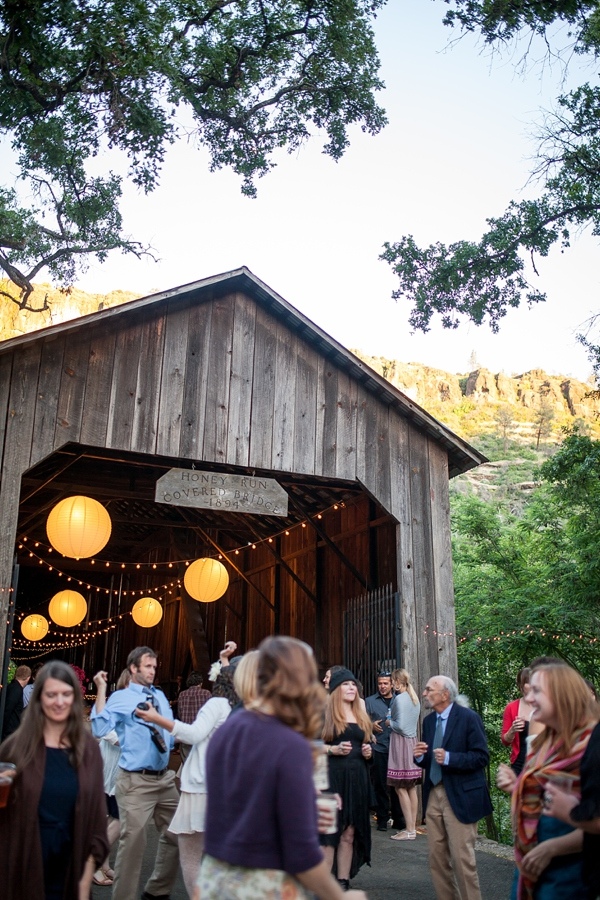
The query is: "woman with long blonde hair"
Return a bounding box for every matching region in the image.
[387,668,422,841]
[321,667,374,891]
[497,663,597,899]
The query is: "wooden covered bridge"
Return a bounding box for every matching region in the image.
[0,268,484,698]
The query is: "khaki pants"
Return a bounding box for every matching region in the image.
[112,768,180,900]
[426,783,482,900]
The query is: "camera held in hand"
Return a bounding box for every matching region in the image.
[136,702,168,752]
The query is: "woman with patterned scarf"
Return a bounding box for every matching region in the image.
[497,663,598,900]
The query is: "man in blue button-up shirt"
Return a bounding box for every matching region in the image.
[92,646,180,900]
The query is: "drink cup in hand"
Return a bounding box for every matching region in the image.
[0,762,17,808]
[316,792,339,834]
[545,774,573,793]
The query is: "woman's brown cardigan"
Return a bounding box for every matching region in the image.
[0,733,109,900]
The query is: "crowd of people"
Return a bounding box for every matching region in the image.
[0,644,598,900]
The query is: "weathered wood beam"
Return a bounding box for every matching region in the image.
[288,493,371,591]
[174,508,276,614]
[247,522,318,606]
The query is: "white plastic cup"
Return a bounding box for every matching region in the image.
[317,792,339,834]
[312,740,329,791]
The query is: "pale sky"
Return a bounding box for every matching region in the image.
[14,2,600,380]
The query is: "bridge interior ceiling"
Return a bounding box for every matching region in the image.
[15,443,365,612]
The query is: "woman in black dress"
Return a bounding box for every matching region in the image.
[0,660,108,900]
[321,667,373,891]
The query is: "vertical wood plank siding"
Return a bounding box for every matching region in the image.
[389,419,419,682]
[0,344,42,618]
[80,330,117,446]
[408,431,439,687]
[428,440,458,679]
[249,307,276,468]
[335,371,358,481]
[202,296,234,463]
[272,322,297,472]
[156,300,190,458]
[131,314,166,454]
[106,323,143,450]
[30,338,66,465]
[293,336,318,475]
[179,301,213,459]
[54,333,91,450]
[0,289,458,684]
[226,294,256,467]
[0,349,13,611]
[0,351,14,472]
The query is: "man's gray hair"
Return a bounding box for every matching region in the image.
[434,675,458,702]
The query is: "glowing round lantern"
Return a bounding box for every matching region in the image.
[46,495,112,559]
[132,597,163,628]
[48,589,87,627]
[184,557,229,603]
[21,614,49,641]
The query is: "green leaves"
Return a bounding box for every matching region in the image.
[0,0,387,304]
[382,2,600,355]
[453,435,600,696]
[442,0,599,48]
[452,439,600,841]
[380,210,548,333]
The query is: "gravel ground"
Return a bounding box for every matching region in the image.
[92,822,515,900]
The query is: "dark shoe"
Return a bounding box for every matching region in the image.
[141,894,171,900]
[377,823,387,831]
[337,879,350,892]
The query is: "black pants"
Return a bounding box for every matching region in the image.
[371,750,404,828]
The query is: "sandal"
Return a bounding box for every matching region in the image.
[92,871,113,886]
[390,830,416,841]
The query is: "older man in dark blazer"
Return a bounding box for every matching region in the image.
[414,675,492,900]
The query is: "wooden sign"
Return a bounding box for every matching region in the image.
[155,468,289,516]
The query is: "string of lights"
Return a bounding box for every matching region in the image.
[16,543,182,598]
[15,499,349,603]
[11,620,119,654]
[458,625,600,645]
[16,499,347,582]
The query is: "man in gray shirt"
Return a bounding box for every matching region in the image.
[365,672,404,832]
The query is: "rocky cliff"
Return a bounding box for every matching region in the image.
[0,281,140,342]
[352,354,600,438]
